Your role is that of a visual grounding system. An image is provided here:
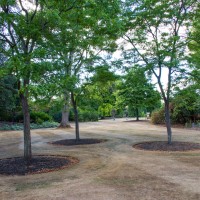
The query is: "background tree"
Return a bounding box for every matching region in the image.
[118,67,161,121]
[87,65,118,118]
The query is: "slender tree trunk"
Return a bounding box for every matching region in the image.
[20,91,32,164]
[156,75,173,145]
[136,108,139,121]
[165,101,172,144]
[60,93,71,128]
[71,92,80,141]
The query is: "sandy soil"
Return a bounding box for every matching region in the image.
[0,118,200,200]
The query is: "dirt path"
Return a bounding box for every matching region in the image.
[0,118,200,200]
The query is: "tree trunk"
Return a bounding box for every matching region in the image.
[71,92,80,141]
[20,92,32,164]
[165,101,172,144]
[60,108,70,127]
[60,93,71,128]
[136,108,139,121]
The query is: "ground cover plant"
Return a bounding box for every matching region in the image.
[0,122,59,131]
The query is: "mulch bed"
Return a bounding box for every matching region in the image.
[123,120,149,123]
[50,138,107,146]
[133,141,200,151]
[0,155,79,176]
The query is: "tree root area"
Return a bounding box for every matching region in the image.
[0,155,79,176]
[133,141,200,151]
[57,125,72,129]
[50,138,107,146]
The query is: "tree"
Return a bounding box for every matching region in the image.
[118,67,160,120]
[43,0,122,138]
[122,0,197,144]
[88,65,118,118]
[0,0,86,163]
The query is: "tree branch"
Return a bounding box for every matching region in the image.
[19,0,29,23]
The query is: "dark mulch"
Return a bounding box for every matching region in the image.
[123,120,149,123]
[50,138,107,146]
[133,141,200,151]
[0,155,79,176]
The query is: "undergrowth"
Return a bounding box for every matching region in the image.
[0,121,59,131]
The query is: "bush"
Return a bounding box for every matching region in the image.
[151,108,165,124]
[10,111,52,124]
[14,112,24,122]
[30,111,52,124]
[30,121,59,129]
[79,110,99,122]
[50,109,99,123]
[52,112,62,123]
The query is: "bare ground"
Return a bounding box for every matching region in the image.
[0,118,200,200]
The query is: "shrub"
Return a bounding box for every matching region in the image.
[52,110,74,123]
[13,112,24,122]
[67,109,98,122]
[79,110,99,122]
[52,112,62,123]
[30,121,59,129]
[30,111,52,124]
[50,109,99,123]
[151,108,165,124]
[40,121,59,128]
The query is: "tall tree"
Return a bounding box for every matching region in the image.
[43,0,122,137]
[0,0,85,163]
[122,0,197,144]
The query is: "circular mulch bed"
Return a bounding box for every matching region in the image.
[124,120,149,123]
[133,141,200,151]
[0,155,79,176]
[50,138,107,146]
